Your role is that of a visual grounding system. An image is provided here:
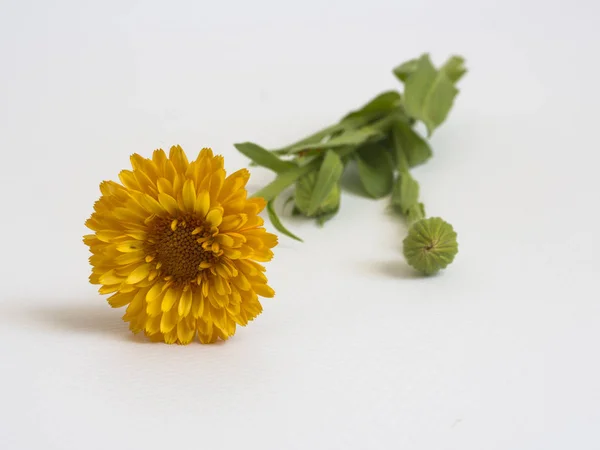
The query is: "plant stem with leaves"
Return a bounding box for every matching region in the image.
[235,53,465,274]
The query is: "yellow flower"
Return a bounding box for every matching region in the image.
[84,146,277,344]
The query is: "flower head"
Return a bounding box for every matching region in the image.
[84,146,277,344]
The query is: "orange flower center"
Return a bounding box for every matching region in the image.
[146,216,216,284]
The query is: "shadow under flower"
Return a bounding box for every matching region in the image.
[21,300,145,342]
[368,259,436,280]
[22,300,234,345]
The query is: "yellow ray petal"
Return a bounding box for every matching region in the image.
[254,284,275,298]
[99,269,123,285]
[215,234,234,247]
[139,194,166,216]
[157,177,173,195]
[124,287,147,319]
[116,241,144,253]
[169,145,189,174]
[145,315,162,335]
[232,273,251,291]
[219,214,248,232]
[158,193,179,216]
[161,287,179,312]
[178,288,193,317]
[96,230,125,243]
[146,282,164,303]
[107,291,134,308]
[191,291,205,318]
[182,179,196,212]
[177,319,196,344]
[194,190,210,217]
[160,307,180,334]
[205,207,223,227]
[118,170,139,190]
[126,263,151,284]
[115,250,145,265]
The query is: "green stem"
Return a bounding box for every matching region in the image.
[252,157,322,201]
[271,123,345,155]
[406,203,425,224]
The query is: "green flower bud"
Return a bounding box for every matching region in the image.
[403,217,458,275]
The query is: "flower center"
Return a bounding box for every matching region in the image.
[146,216,216,284]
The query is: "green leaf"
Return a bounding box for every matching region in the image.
[342,91,401,124]
[295,171,341,218]
[393,58,419,82]
[252,158,321,202]
[402,54,462,136]
[441,55,467,83]
[266,200,303,242]
[391,120,432,168]
[308,151,343,216]
[391,173,421,217]
[234,142,295,173]
[285,125,384,154]
[355,144,395,198]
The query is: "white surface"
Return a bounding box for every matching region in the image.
[1,0,599,449]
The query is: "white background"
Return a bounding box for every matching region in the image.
[1,0,599,449]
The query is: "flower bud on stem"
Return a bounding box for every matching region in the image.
[395,148,459,275]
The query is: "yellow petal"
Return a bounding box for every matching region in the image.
[232,273,251,291]
[169,145,189,174]
[214,275,229,296]
[178,288,193,317]
[98,284,120,295]
[152,149,167,171]
[96,230,125,243]
[126,230,148,241]
[116,241,144,253]
[205,208,223,227]
[107,291,134,308]
[124,288,147,319]
[146,282,164,303]
[161,288,179,312]
[160,307,180,334]
[139,194,166,216]
[220,214,248,232]
[208,288,229,308]
[158,193,179,216]
[215,263,232,279]
[182,179,196,212]
[223,248,242,259]
[209,169,225,200]
[126,264,151,284]
[118,170,139,190]
[99,269,122,285]
[252,248,274,262]
[164,328,178,344]
[191,292,204,318]
[216,234,234,247]
[146,293,164,317]
[177,319,196,344]
[254,284,275,298]
[210,305,227,330]
[145,315,162,334]
[115,250,146,265]
[194,190,210,217]
[197,320,216,344]
[157,178,173,195]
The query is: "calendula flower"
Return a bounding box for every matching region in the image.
[84,146,277,344]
